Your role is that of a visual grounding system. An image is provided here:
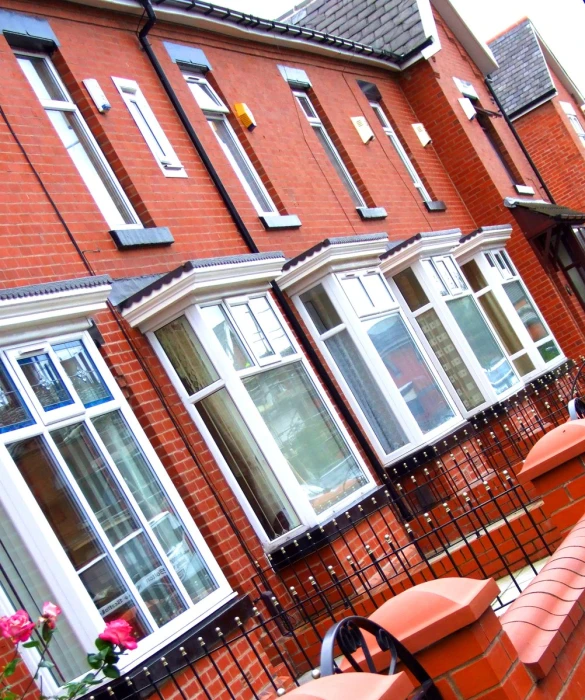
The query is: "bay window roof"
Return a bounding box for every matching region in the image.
[454,225,513,263]
[379,228,462,275]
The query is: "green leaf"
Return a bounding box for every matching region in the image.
[41,623,53,644]
[2,690,18,700]
[86,654,102,670]
[22,641,40,649]
[38,660,54,670]
[3,659,18,677]
[94,638,111,652]
[103,650,119,665]
[102,665,120,680]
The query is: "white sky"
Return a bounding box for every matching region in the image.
[216,0,585,99]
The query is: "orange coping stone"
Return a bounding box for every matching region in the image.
[518,419,585,484]
[283,671,414,700]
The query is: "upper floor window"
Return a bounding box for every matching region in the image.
[17,53,141,230]
[0,333,229,689]
[184,73,277,216]
[560,101,585,147]
[151,293,373,546]
[293,90,366,209]
[369,101,431,203]
[112,77,186,177]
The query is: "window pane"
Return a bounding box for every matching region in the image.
[197,389,300,540]
[448,296,518,395]
[248,297,294,357]
[513,353,536,376]
[0,500,87,684]
[17,56,64,101]
[45,110,134,229]
[461,260,488,292]
[8,436,149,638]
[362,274,394,308]
[478,291,524,355]
[200,305,253,371]
[324,330,408,453]
[93,411,217,604]
[188,81,225,111]
[417,308,485,410]
[243,362,369,515]
[538,339,561,363]
[0,364,32,432]
[52,423,187,627]
[340,277,374,316]
[363,314,455,432]
[155,316,218,395]
[393,268,429,311]
[296,94,317,118]
[300,285,342,334]
[208,118,275,214]
[230,303,275,360]
[53,340,112,407]
[127,99,168,161]
[503,281,548,342]
[312,126,364,207]
[422,260,448,296]
[18,353,73,411]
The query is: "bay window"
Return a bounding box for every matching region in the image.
[0,331,231,688]
[150,293,373,546]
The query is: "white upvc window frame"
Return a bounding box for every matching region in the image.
[292,90,367,209]
[148,292,376,549]
[369,101,432,203]
[16,51,141,230]
[184,73,277,216]
[560,101,585,147]
[112,77,187,178]
[0,330,232,688]
[295,269,463,465]
[463,249,563,377]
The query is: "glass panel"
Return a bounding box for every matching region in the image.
[296,94,317,119]
[567,266,585,304]
[8,436,149,638]
[340,277,373,317]
[45,110,134,229]
[393,268,429,311]
[127,99,168,161]
[230,304,275,360]
[188,81,225,111]
[513,353,536,376]
[244,362,369,515]
[155,316,218,396]
[361,274,394,309]
[248,298,294,357]
[18,353,73,412]
[93,411,217,604]
[538,339,561,363]
[17,56,64,101]
[197,389,300,540]
[53,340,112,407]
[300,285,342,334]
[417,308,485,410]
[208,118,275,214]
[312,126,364,207]
[0,364,32,433]
[503,281,548,342]
[422,260,448,296]
[52,423,186,627]
[461,260,488,292]
[448,296,518,395]
[324,330,408,454]
[363,314,455,432]
[200,305,253,371]
[0,500,87,684]
[478,291,524,355]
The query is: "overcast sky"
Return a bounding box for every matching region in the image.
[216,0,585,98]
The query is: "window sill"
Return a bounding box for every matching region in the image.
[260,214,302,230]
[356,206,387,220]
[110,226,174,250]
[514,184,535,196]
[424,200,447,212]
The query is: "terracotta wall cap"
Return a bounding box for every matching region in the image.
[283,671,413,699]
[518,419,585,484]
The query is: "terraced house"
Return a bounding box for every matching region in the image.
[0,0,584,698]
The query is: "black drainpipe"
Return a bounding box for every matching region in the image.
[136,0,400,493]
[485,75,556,204]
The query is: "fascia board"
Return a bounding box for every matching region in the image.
[417,0,441,60]
[123,257,285,330]
[379,231,461,275]
[453,226,513,264]
[278,239,389,295]
[538,36,585,107]
[431,0,498,75]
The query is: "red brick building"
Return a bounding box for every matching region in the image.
[0,0,583,697]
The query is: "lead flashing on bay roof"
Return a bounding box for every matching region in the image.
[453,224,513,264]
[0,275,112,342]
[120,252,287,331]
[378,228,462,275]
[278,233,389,294]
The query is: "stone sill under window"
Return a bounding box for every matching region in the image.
[357,206,387,220]
[260,214,302,230]
[424,200,447,212]
[514,184,535,196]
[110,226,174,250]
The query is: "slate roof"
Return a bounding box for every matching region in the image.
[283,0,428,57]
[0,275,111,301]
[489,19,556,119]
[459,225,512,244]
[380,229,461,260]
[282,233,388,272]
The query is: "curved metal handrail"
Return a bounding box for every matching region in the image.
[319,616,442,699]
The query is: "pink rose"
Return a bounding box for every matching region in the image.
[99,619,137,651]
[40,602,61,630]
[0,610,36,643]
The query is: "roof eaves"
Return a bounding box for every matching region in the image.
[0,275,112,301]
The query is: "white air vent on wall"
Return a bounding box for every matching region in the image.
[351,116,374,144]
